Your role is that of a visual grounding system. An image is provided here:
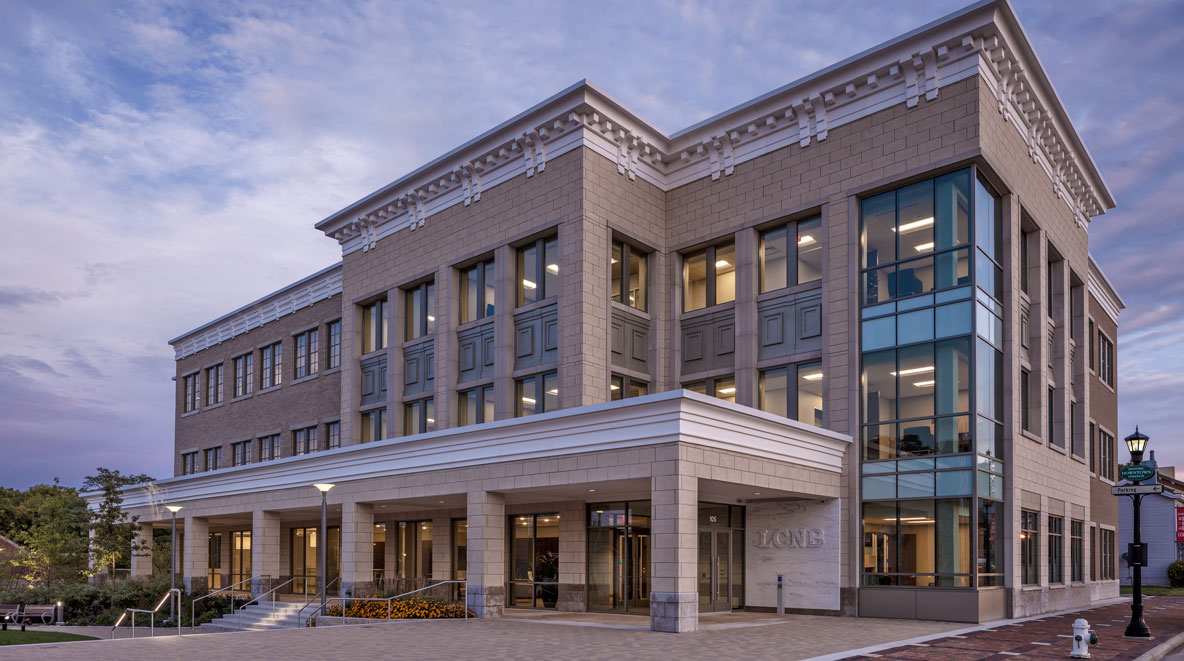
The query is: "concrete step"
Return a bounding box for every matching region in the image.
[202,602,313,631]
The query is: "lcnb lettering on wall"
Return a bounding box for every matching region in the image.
[754,528,825,549]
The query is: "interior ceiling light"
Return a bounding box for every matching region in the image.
[521,396,536,405]
[546,264,559,274]
[913,380,936,387]
[802,372,823,381]
[914,242,934,252]
[891,365,934,376]
[522,279,536,289]
[893,217,935,233]
[610,384,620,390]
[547,389,558,395]
[718,386,737,394]
[798,235,816,246]
[715,260,731,268]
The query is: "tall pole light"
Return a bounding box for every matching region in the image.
[312,484,335,619]
[165,505,183,622]
[1124,427,1151,638]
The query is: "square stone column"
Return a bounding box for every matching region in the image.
[432,516,453,600]
[650,472,698,633]
[251,510,281,596]
[734,227,759,407]
[557,501,586,612]
[466,490,506,617]
[383,520,396,591]
[130,523,154,578]
[340,501,375,596]
[182,516,209,594]
[492,244,515,420]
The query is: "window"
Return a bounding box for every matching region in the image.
[1047,257,1056,318]
[508,513,560,608]
[518,235,559,306]
[458,386,495,426]
[1101,528,1115,580]
[760,217,822,292]
[861,498,971,587]
[459,259,495,323]
[261,342,283,388]
[1048,387,1056,444]
[327,320,342,369]
[259,434,281,461]
[181,451,198,475]
[294,426,317,455]
[1089,422,1096,473]
[1090,525,1097,581]
[977,499,1002,586]
[759,362,824,426]
[1088,320,1095,371]
[232,440,252,467]
[1099,428,1115,481]
[1071,520,1083,583]
[405,281,436,340]
[611,240,648,310]
[294,329,319,379]
[204,446,222,472]
[1098,331,1114,387]
[183,372,200,412]
[517,372,558,416]
[361,408,387,443]
[610,375,648,400]
[683,375,735,403]
[395,521,434,584]
[206,364,224,405]
[1021,510,1039,585]
[362,299,388,353]
[404,398,436,435]
[1020,231,1031,294]
[683,240,735,312]
[326,421,341,450]
[1020,369,1032,432]
[233,353,254,397]
[1048,515,1064,583]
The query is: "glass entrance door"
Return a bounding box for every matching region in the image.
[291,526,340,595]
[698,529,732,612]
[587,501,650,613]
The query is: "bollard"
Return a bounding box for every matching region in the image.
[776,574,784,616]
[56,601,64,626]
[1071,617,1098,658]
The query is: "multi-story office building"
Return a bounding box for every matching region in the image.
[97,0,1125,631]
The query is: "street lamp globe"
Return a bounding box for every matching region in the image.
[1125,427,1149,465]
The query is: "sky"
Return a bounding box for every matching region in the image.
[0,0,1180,490]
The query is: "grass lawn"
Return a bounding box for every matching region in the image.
[0,630,99,646]
[1119,585,1184,596]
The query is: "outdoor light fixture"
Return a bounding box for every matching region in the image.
[165,504,183,621]
[312,483,335,619]
[1125,427,1149,465]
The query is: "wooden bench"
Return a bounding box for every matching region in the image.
[1,604,22,630]
[13,604,54,626]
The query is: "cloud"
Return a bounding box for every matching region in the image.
[0,286,79,309]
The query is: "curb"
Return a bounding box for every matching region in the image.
[1135,630,1184,661]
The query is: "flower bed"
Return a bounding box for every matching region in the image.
[319,597,473,621]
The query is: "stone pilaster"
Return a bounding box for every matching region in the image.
[557,500,586,612]
[182,516,209,594]
[466,490,505,618]
[650,470,698,633]
[251,510,281,597]
[340,501,375,596]
[130,523,154,579]
[493,244,515,420]
[734,227,759,408]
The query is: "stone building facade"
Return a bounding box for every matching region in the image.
[94,0,1125,632]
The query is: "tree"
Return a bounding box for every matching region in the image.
[83,468,153,577]
[0,480,89,586]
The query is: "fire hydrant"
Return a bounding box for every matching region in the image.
[1071,617,1098,658]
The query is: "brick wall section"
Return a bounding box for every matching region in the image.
[173,294,342,476]
[1089,295,1118,530]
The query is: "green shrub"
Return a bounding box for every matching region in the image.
[0,577,234,626]
[1167,560,1184,587]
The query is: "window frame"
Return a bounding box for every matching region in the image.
[204,446,222,472]
[1070,519,1083,583]
[403,397,436,435]
[1020,510,1039,585]
[517,235,560,307]
[361,298,389,354]
[458,385,495,426]
[231,440,253,467]
[259,434,281,461]
[205,363,224,406]
[1098,427,1116,481]
[233,353,254,398]
[760,216,823,293]
[610,239,648,311]
[609,374,649,400]
[1101,528,1116,580]
[327,320,342,370]
[404,281,436,341]
[682,375,736,403]
[294,426,317,456]
[261,341,283,389]
[1048,514,1064,584]
[682,239,736,312]
[1098,330,1115,388]
[294,328,319,379]
[361,408,387,444]
[459,258,496,324]
[326,421,341,450]
[183,372,200,413]
[516,372,558,417]
[181,451,198,475]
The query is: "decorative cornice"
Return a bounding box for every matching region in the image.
[84,391,852,514]
[170,263,343,360]
[315,0,1113,256]
[1088,256,1125,325]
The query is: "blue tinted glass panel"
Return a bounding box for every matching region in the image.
[936,470,973,496]
[863,461,896,474]
[975,340,1002,421]
[935,286,972,303]
[862,317,896,351]
[975,249,1002,300]
[935,170,971,251]
[898,308,934,345]
[934,248,970,290]
[976,415,1004,459]
[893,257,933,298]
[936,455,974,469]
[863,266,895,306]
[897,294,933,312]
[935,301,972,338]
[976,303,1003,348]
[936,415,971,454]
[897,472,935,497]
[862,302,896,319]
[897,457,935,472]
[936,337,971,415]
[862,475,897,499]
[862,191,897,268]
[975,177,1001,261]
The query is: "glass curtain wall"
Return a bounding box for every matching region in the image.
[394,521,433,593]
[291,526,341,595]
[208,532,223,589]
[859,167,1003,589]
[587,502,651,612]
[230,531,251,587]
[508,514,560,608]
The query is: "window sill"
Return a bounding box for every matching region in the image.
[257,384,282,396]
[181,410,200,418]
[1021,586,1042,592]
[321,366,342,377]
[202,402,224,412]
[514,298,558,316]
[230,393,253,404]
[680,300,735,322]
[456,317,494,333]
[610,300,650,320]
[359,402,387,413]
[402,335,433,350]
[1021,430,1042,443]
[756,281,821,303]
[1049,443,1067,456]
[290,372,320,387]
[360,348,387,361]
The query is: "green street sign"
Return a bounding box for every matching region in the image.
[1120,465,1156,482]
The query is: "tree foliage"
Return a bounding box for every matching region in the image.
[83,468,154,577]
[0,479,89,586]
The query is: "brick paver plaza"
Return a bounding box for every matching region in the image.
[6,598,1184,660]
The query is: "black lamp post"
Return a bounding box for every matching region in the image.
[165,505,183,621]
[312,484,335,618]
[1124,427,1151,639]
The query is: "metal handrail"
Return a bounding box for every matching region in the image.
[312,580,469,627]
[293,576,341,628]
[111,588,181,639]
[190,575,260,629]
[234,577,297,629]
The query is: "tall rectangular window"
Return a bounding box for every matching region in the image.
[1090,525,1097,581]
[683,240,736,312]
[1070,520,1083,583]
[232,440,252,466]
[1020,369,1031,432]
[294,426,317,455]
[758,362,824,426]
[684,375,735,403]
[459,259,495,323]
[294,328,319,379]
[404,398,436,435]
[517,235,559,306]
[610,375,648,400]
[610,240,647,311]
[1099,428,1115,481]
[362,299,388,353]
[1021,510,1039,585]
[327,320,342,369]
[760,216,822,293]
[1098,332,1115,387]
[1020,231,1031,294]
[259,434,281,461]
[361,408,387,443]
[233,353,254,397]
[182,451,198,475]
[1088,320,1096,371]
[405,281,436,340]
[326,421,341,450]
[458,386,495,426]
[977,499,1002,586]
[206,364,224,405]
[516,372,558,416]
[261,342,283,388]
[1089,422,1096,473]
[1048,515,1064,584]
[183,372,200,412]
[1048,387,1056,444]
[1101,528,1115,580]
[204,446,222,472]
